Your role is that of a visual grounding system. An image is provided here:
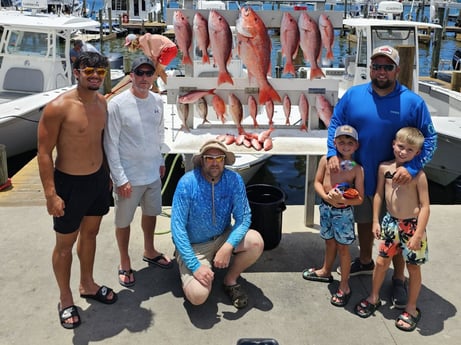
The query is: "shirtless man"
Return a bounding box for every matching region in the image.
[38,52,117,329]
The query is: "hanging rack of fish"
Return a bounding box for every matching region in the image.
[164,7,344,155]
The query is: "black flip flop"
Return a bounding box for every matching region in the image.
[118,268,135,287]
[143,254,173,269]
[80,285,118,304]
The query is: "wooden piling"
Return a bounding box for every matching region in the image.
[451,71,461,92]
[396,45,415,91]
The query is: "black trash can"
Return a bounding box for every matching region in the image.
[246,184,286,250]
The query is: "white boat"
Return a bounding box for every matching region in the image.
[333,16,461,187]
[0,7,100,158]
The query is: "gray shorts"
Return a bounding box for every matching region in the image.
[353,195,386,224]
[176,228,231,287]
[113,179,162,228]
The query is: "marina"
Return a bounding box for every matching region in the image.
[1,2,461,344]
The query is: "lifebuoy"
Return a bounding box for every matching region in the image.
[122,13,129,24]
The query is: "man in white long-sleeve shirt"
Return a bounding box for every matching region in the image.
[104,56,172,288]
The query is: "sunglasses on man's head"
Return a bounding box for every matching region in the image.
[371,63,396,72]
[203,155,226,163]
[79,67,107,77]
[133,69,155,77]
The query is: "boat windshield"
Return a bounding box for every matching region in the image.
[3,30,65,58]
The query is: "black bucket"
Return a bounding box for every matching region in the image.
[246,184,286,250]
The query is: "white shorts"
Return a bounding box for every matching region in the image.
[113,179,162,228]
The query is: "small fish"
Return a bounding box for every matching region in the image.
[224,133,236,145]
[280,12,300,76]
[298,12,325,80]
[247,95,259,128]
[299,93,309,131]
[235,134,246,145]
[173,11,193,65]
[228,93,245,135]
[316,95,333,127]
[197,97,209,124]
[319,14,335,62]
[193,12,210,64]
[178,89,215,104]
[176,101,190,132]
[263,137,273,151]
[208,10,234,86]
[251,138,262,151]
[283,94,291,125]
[257,127,274,143]
[212,94,226,123]
[265,99,274,128]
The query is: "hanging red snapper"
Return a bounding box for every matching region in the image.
[265,99,274,128]
[228,93,245,135]
[280,12,300,76]
[178,88,215,104]
[208,10,234,86]
[193,12,210,64]
[316,95,333,127]
[298,12,325,80]
[299,93,309,131]
[173,11,192,65]
[319,14,335,62]
[247,95,259,128]
[283,94,291,125]
[212,94,226,123]
[236,6,281,104]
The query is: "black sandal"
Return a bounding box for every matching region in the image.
[58,304,81,329]
[118,268,135,287]
[223,283,248,309]
[354,298,382,318]
[330,289,351,307]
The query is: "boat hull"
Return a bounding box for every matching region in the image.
[0,87,73,158]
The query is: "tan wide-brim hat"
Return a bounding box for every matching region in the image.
[192,139,236,167]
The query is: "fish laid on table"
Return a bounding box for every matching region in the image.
[319,13,334,62]
[298,11,325,80]
[173,10,193,65]
[299,93,309,131]
[236,6,281,104]
[247,95,259,128]
[197,97,209,124]
[176,101,190,132]
[315,95,333,127]
[193,12,210,64]
[280,12,300,76]
[283,94,291,125]
[178,88,215,104]
[212,94,226,123]
[228,93,245,135]
[208,9,234,86]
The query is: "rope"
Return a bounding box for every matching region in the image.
[156,153,182,235]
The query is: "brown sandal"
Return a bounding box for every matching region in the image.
[223,283,248,309]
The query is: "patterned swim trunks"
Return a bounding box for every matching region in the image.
[378,212,428,265]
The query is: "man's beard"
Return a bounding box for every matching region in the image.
[372,78,393,90]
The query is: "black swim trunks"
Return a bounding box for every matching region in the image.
[53,166,110,234]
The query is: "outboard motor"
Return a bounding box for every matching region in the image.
[453,50,461,70]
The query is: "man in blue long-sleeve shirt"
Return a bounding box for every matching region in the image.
[171,140,264,309]
[327,46,437,309]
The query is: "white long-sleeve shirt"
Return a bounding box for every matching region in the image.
[104,89,165,187]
